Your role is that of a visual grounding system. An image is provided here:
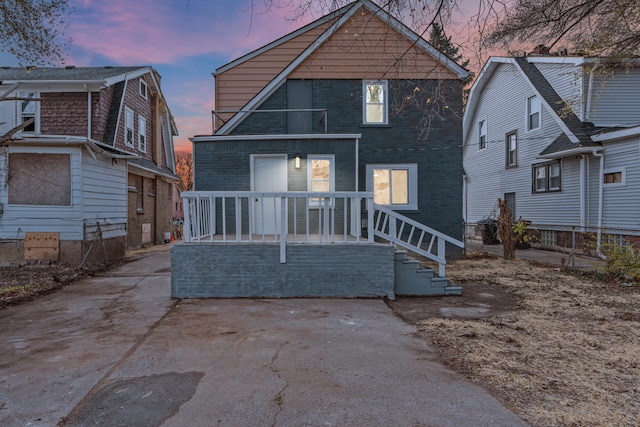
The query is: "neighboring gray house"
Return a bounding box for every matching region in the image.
[463,53,640,251]
[0,66,178,265]
[173,0,469,298]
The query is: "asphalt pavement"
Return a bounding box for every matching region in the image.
[0,244,527,427]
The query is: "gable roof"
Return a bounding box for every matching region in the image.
[464,56,602,159]
[215,0,469,135]
[0,66,150,86]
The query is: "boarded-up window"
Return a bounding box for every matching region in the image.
[8,153,71,205]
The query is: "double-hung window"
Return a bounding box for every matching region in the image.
[363,80,388,124]
[125,107,134,147]
[478,119,487,150]
[533,161,561,193]
[366,164,418,210]
[308,155,334,207]
[506,131,517,167]
[138,116,147,152]
[20,92,37,133]
[527,95,541,131]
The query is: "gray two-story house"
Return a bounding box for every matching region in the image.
[173,0,469,298]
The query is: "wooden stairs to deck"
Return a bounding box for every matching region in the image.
[393,251,462,296]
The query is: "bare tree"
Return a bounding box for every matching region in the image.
[0,0,71,66]
[175,151,193,192]
[485,0,640,59]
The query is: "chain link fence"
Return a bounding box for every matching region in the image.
[464,222,640,271]
[0,223,127,268]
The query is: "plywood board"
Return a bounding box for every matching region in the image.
[24,232,59,261]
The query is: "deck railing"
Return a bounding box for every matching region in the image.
[182,191,374,263]
[372,205,464,277]
[181,191,464,275]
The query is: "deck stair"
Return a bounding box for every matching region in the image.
[372,205,464,296]
[393,251,462,296]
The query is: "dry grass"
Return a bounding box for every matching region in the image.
[418,258,640,426]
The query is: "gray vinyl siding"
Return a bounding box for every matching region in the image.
[82,152,128,235]
[464,62,582,227]
[534,62,584,120]
[0,146,84,237]
[600,138,640,230]
[589,69,640,126]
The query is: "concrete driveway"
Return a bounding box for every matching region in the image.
[0,245,527,427]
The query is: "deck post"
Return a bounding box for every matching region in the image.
[367,198,374,243]
[280,196,286,263]
[183,196,191,243]
[438,238,446,277]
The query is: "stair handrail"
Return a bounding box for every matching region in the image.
[372,204,464,277]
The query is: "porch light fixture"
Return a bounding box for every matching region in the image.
[294,154,301,169]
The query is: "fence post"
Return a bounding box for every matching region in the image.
[367,198,374,243]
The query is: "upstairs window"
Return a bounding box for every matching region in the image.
[20,92,37,133]
[506,131,517,167]
[533,160,561,193]
[478,119,487,150]
[125,107,134,147]
[527,95,541,131]
[363,81,388,124]
[307,155,334,207]
[140,79,148,99]
[138,116,147,152]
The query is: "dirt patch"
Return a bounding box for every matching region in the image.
[388,281,519,322]
[389,256,640,427]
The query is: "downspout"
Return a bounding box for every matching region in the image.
[592,150,605,258]
[579,155,586,229]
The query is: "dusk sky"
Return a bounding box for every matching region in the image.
[1,0,487,152]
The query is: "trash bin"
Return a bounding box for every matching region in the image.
[163,232,171,243]
[479,219,500,245]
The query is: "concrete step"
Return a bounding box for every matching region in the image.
[394,251,462,296]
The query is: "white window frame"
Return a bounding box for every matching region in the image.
[363,80,388,125]
[138,116,147,152]
[366,164,418,210]
[527,95,541,131]
[125,107,134,147]
[506,130,517,167]
[603,167,626,187]
[140,79,148,99]
[478,118,488,150]
[307,154,335,207]
[532,160,561,193]
[19,91,39,134]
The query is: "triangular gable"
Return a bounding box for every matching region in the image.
[464,56,599,152]
[216,0,467,135]
[290,5,458,80]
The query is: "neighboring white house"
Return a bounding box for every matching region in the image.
[463,53,640,251]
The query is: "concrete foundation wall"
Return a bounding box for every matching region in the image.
[171,243,395,298]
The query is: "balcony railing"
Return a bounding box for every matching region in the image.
[182,191,374,263]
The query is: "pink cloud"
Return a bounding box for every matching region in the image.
[68,0,317,65]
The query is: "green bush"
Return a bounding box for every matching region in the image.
[599,242,640,284]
